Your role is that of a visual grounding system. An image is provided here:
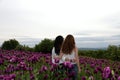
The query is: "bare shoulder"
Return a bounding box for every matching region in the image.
[74,46,78,53]
[75,46,78,51]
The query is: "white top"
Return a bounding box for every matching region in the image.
[52,47,63,64]
[61,50,76,64]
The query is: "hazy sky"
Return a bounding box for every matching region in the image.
[0,0,120,48]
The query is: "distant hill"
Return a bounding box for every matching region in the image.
[78,47,107,50]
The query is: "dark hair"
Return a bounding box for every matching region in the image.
[61,34,75,54]
[54,35,64,55]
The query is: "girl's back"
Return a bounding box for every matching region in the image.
[62,49,76,64]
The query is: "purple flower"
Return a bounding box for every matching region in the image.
[88,76,94,80]
[43,74,48,80]
[85,70,91,76]
[54,58,60,63]
[20,61,25,66]
[64,77,70,80]
[39,65,48,73]
[9,56,17,63]
[16,61,28,71]
[50,66,54,71]
[55,72,59,76]
[10,73,16,79]
[0,59,4,65]
[52,63,58,68]
[81,76,86,80]
[0,74,16,80]
[0,75,4,79]
[3,76,11,80]
[94,68,98,74]
[110,77,115,80]
[118,76,120,80]
[27,67,33,71]
[68,71,75,77]
[30,73,35,80]
[63,61,73,69]
[90,63,95,68]
[96,66,103,73]
[102,67,111,79]
[5,64,15,73]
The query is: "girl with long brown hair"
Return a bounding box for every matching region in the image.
[59,34,81,80]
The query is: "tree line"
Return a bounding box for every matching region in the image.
[0,39,120,61]
[79,45,120,61]
[1,39,54,53]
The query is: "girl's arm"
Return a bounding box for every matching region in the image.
[75,46,81,73]
[58,50,63,59]
[52,47,58,63]
[59,50,69,61]
[54,50,70,62]
[53,50,63,59]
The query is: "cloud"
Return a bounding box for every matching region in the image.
[15,36,42,47]
[0,0,120,48]
[20,40,40,47]
[0,36,42,47]
[0,34,120,48]
[75,37,105,42]
[102,12,120,28]
[16,35,120,48]
[73,32,91,36]
[112,34,120,37]
[75,34,120,48]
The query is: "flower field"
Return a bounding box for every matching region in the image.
[0,50,120,80]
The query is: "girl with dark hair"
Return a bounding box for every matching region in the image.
[52,35,64,64]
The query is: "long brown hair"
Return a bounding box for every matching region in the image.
[61,34,75,54]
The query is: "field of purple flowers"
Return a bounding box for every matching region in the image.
[0,50,120,80]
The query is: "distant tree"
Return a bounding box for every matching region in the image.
[15,45,34,52]
[118,45,120,60]
[1,39,19,50]
[96,50,106,59]
[34,44,41,52]
[107,45,119,60]
[78,45,120,61]
[15,45,24,51]
[34,38,54,53]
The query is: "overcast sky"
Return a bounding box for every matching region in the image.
[0,0,120,48]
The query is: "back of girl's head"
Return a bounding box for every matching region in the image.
[61,34,75,54]
[54,35,64,55]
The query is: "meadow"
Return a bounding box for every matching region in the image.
[0,50,120,80]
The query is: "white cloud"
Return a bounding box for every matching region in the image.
[0,0,120,47]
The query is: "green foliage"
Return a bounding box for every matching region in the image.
[34,38,54,53]
[79,45,120,61]
[107,45,120,61]
[1,38,54,53]
[15,45,34,52]
[1,39,19,50]
[34,44,40,52]
[1,37,120,59]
